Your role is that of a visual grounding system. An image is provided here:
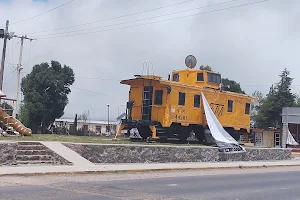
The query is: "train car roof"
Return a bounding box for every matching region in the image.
[171,69,221,74]
[120,77,255,100]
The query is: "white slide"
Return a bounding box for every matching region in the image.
[201,92,245,153]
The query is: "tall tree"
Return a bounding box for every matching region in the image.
[20,61,75,134]
[200,65,212,71]
[253,68,297,128]
[221,78,245,94]
[199,65,245,94]
[78,110,90,122]
[250,90,263,124]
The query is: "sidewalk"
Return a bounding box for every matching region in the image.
[1,160,300,176]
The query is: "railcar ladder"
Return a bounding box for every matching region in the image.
[142,84,152,120]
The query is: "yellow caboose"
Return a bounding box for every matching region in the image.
[117,58,254,144]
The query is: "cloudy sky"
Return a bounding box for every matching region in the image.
[0,0,299,121]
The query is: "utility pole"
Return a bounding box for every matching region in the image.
[13,35,36,119]
[0,21,9,91]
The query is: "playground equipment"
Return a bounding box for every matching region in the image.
[0,107,32,136]
[0,91,32,136]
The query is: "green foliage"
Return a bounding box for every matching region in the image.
[199,65,245,94]
[78,110,90,122]
[250,91,263,122]
[0,102,13,116]
[74,113,78,130]
[296,96,300,107]
[253,68,297,128]
[20,61,75,134]
[200,65,212,71]
[221,78,245,94]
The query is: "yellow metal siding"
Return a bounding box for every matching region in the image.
[122,69,252,132]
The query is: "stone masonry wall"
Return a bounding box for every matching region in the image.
[0,141,71,166]
[64,143,220,163]
[219,148,291,161]
[64,143,291,164]
[0,142,17,166]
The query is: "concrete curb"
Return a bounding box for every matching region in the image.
[2,162,300,177]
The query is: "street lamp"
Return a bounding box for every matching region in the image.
[107,104,110,134]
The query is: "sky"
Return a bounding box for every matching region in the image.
[0,0,299,121]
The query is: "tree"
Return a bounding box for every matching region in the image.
[74,113,78,131]
[200,65,212,71]
[20,60,75,134]
[78,110,90,122]
[253,68,297,128]
[199,65,245,94]
[0,102,13,116]
[295,96,300,107]
[221,78,245,94]
[250,91,263,124]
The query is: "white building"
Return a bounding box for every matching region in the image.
[54,118,118,135]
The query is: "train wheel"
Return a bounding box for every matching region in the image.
[177,126,191,142]
[137,127,151,140]
[193,126,205,144]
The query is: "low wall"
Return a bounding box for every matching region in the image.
[0,142,17,165]
[219,148,291,161]
[0,141,72,166]
[64,143,291,164]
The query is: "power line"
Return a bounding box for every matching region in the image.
[74,77,300,88]
[37,0,272,39]
[74,87,123,100]
[28,0,200,35]
[75,77,121,81]
[33,0,242,38]
[11,0,76,25]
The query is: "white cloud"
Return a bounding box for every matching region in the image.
[0,0,299,120]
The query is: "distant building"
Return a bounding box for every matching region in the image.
[251,128,281,148]
[54,118,118,135]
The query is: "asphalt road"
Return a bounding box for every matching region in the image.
[1,167,300,200]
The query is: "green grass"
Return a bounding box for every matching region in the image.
[0,134,204,146]
[0,134,132,144]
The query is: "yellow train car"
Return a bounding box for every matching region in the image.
[117,60,254,143]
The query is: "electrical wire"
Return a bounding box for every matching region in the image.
[73,76,300,88]
[74,77,121,81]
[31,0,241,37]
[27,0,202,35]
[37,0,272,39]
[11,0,76,25]
[25,41,33,75]
[73,87,124,100]
[3,68,17,85]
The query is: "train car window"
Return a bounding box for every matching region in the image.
[154,90,163,105]
[245,103,250,114]
[208,72,221,84]
[228,100,233,112]
[178,92,185,106]
[197,73,204,81]
[194,95,200,108]
[172,73,179,82]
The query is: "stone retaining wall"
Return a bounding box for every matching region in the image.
[0,142,71,166]
[64,143,291,164]
[0,142,17,166]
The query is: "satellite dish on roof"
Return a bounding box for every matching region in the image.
[185,55,197,69]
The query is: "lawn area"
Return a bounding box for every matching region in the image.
[0,134,132,144]
[0,134,203,146]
